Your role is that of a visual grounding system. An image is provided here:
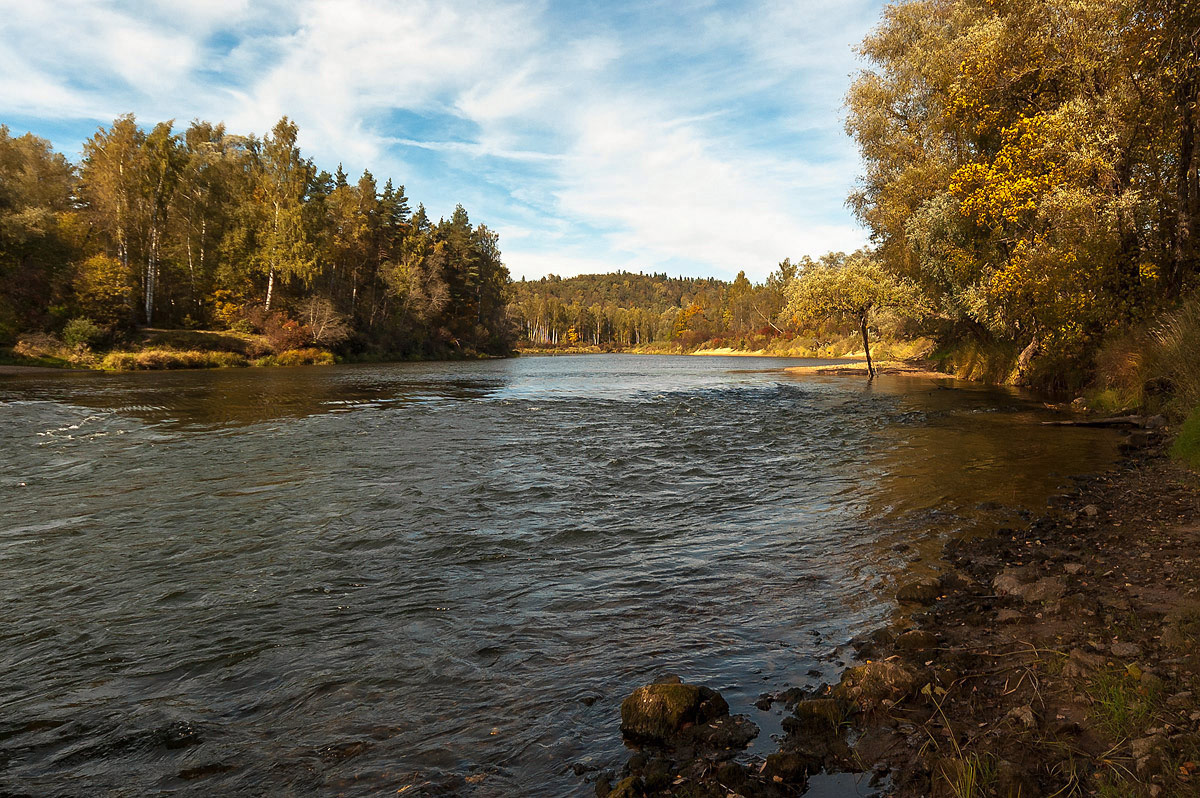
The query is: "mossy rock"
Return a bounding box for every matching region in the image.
[619,682,729,745]
[833,659,920,709]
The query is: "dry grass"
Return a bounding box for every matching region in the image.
[100,349,249,370]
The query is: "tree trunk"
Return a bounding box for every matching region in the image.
[265,267,275,310]
[1173,74,1197,297]
[860,314,875,380]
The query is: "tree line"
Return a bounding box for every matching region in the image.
[507,265,795,348]
[0,116,513,358]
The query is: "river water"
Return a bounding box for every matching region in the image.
[0,355,1116,796]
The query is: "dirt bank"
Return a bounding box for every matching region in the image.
[599,436,1200,797]
[843,441,1200,796]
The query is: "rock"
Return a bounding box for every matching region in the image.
[896,576,941,605]
[1063,562,1086,575]
[606,775,644,798]
[993,570,1026,597]
[1132,734,1167,777]
[620,682,729,745]
[895,629,938,654]
[851,627,895,659]
[1022,576,1067,602]
[1082,504,1100,518]
[791,698,843,727]
[1062,648,1108,678]
[1110,641,1141,658]
[763,751,810,784]
[693,714,758,750]
[1145,414,1168,429]
[993,570,1066,603]
[939,570,975,591]
[1005,705,1037,729]
[833,659,920,710]
[1167,691,1194,708]
[996,609,1026,624]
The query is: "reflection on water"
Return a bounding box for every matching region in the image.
[0,356,1115,795]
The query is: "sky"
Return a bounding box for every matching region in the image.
[0,0,885,282]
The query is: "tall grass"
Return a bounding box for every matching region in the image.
[1149,295,1200,419]
[1089,294,1200,418]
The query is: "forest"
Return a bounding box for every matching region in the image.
[506,266,794,349]
[0,115,513,365]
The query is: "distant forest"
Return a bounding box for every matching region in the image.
[0,116,512,358]
[507,266,795,348]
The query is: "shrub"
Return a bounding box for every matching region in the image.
[13,332,65,360]
[62,317,105,349]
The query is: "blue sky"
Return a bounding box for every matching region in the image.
[0,0,884,282]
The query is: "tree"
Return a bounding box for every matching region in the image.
[255,117,314,309]
[783,252,922,378]
[0,126,75,338]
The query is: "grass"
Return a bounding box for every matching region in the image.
[99,349,249,370]
[938,752,997,798]
[1171,406,1200,470]
[252,348,335,367]
[1087,667,1161,740]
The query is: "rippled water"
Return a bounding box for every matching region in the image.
[0,355,1116,796]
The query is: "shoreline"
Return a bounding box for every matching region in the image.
[598,433,1200,796]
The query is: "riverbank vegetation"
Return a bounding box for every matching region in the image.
[843,0,1199,402]
[0,116,513,369]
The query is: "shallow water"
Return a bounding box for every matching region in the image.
[0,355,1115,795]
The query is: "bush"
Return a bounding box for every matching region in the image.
[62,317,105,349]
[13,332,65,360]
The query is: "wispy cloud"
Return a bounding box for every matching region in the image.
[0,0,882,281]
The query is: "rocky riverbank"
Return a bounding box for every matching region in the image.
[597,430,1200,797]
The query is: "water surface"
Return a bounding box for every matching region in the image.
[0,355,1115,795]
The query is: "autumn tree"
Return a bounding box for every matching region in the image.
[783,252,921,378]
[255,117,315,309]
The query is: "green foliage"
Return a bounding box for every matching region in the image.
[1171,407,1200,471]
[1,116,513,359]
[61,318,104,349]
[1087,667,1161,740]
[783,251,922,329]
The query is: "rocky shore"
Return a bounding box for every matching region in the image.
[597,432,1200,797]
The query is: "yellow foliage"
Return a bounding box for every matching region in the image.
[74,254,132,325]
[950,114,1072,228]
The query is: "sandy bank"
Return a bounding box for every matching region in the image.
[784,359,953,380]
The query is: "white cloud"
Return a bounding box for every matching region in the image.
[0,0,879,280]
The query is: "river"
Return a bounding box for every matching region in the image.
[0,355,1116,796]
